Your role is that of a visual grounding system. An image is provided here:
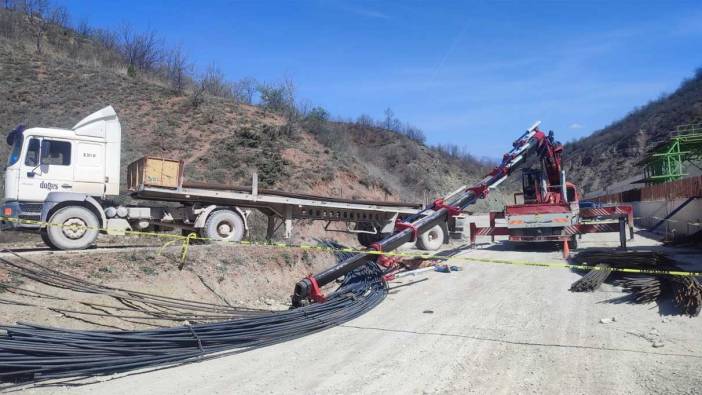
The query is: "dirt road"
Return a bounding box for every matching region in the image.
[24,232,702,394]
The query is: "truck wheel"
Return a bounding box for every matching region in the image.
[358,232,383,247]
[40,229,58,250]
[416,223,446,251]
[202,210,244,242]
[356,222,386,247]
[46,206,99,250]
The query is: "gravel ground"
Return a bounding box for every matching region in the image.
[19,230,702,394]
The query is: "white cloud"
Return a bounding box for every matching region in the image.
[569,123,584,129]
[342,5,389,19]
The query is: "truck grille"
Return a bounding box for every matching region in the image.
[19,203,42,213]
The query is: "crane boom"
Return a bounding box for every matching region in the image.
[292,122,556,306]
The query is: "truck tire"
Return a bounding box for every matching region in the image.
[416,223,447,251]
[40,229,57,250]
[46,206,99,250]
[202,210,245,242]
[356,222,386,247]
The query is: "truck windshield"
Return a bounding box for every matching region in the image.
[6,128,24,166]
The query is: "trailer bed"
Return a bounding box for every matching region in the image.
[126,157,425,241]
[180,181,422,209]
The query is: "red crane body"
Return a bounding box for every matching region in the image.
[470,127,633,249]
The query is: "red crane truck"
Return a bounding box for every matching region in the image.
[468,126,633,250]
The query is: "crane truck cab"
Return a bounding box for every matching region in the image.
[503,167,581,246]
[2,106,249,250]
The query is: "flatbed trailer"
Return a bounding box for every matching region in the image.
[130,177,424,243]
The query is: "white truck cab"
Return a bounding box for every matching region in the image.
[3,106,121,229]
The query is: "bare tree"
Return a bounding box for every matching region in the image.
[46,4,67,27]
[232,77,257,104]
[75,18,91,36]
[403,124,426,144]
[200,64,232,98]
[165,45,191,94]
[23,0,49,53]
[44,4,68,48]
[383,107,400,131]
[356,114,374,127]
[120,24,163,73]
[91,27,114,48]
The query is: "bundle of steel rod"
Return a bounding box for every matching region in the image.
[569,249,678,293]
[0,250,265,324]
[617,276,662,304]
[617,276,702,316]
[0,259,387,387]
[571,250,702,316]
[670,276,702,317]
[569,264,612,292]
[571,249,676,268]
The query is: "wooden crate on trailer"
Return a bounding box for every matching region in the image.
[127,157,184,190]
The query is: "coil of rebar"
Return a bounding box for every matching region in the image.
[0,249,387,388]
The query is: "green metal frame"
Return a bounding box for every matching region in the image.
[640,123,702,184]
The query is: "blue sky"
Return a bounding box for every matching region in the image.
[57,0,702,158]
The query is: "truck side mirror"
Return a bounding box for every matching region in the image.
[40,140,50,164]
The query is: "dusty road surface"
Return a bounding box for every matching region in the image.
[22,232,702,394]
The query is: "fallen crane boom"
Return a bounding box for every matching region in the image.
[293,122,545,306]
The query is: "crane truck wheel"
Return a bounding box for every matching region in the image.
[45,206,99,250]
[416,223,447,251]
[202,210,245,242]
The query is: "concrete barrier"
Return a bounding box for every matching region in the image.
[631,198,702,237]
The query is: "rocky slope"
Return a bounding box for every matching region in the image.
[565,70,702,194]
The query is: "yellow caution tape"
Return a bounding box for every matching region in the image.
[1,216,700,277]
[179,232,197,269]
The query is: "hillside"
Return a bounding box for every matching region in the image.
[0,38,499,215]
[565,70,702,194]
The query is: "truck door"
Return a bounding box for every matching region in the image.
[17,137,75,201]
[73,141,106,196]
